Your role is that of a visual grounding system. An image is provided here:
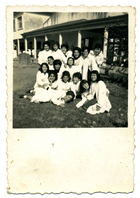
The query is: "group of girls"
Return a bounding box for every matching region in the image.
[21,41,111,115]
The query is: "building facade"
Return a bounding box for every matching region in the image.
[13,12,128,65]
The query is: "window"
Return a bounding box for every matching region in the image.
[107,26,128,67]
[17,16,23,30]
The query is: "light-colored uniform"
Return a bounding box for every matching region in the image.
[82,54,99,80]
[76,81,112,115]
[38,50,52,65]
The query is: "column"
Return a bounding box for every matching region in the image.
[25,38,28,52]
[34,36,37,59]
[78,30,82,48]
[17,39,20,55]
[45,35,48,41]
[103,28,109,59]
[59,33,62,46]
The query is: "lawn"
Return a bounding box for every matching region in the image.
[13,64,128,128]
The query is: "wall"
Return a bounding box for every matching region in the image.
[44,12,108,26]
[13,12,49,40]
[43,12,125,27]
[24,13,49,32]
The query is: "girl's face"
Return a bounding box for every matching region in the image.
[91,73,97,82]
[63,75,69,83]
[42,65,48,73]
[48,73,56,82]
[68,58,74,67]
[61,47,67,55]
[48,58,53,65]
[83,49,89,58]
[73,77,79,84]
[55,64,61,71]
[83,82,89,90]
[94,48,101,56]
[65,95,73,103]
[74,50,80,58]
[44,44,50,51]
[53,44,58,51]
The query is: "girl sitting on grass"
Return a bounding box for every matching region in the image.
[27,62,49,94]
[60,57,82,80]
[20,70,58,103]
[47,56,54,70]
[76,70,112,115]
[53,59,63,80]
[58,71,76,96]
[76,80,91,108]
[71,72,82,98]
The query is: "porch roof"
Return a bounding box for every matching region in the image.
[22,14,128,38]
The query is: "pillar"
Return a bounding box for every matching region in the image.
[103,28,109,59]
[34,36,37,59]
[59,33,62,46]
[45,35,48,41]
[17,39,20,55]
[78,30,82,48]
[25,38,28,52]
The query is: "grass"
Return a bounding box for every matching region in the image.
[13,64,128,128]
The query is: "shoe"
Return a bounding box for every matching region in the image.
[26,90,31,93]
[19,95,25,98]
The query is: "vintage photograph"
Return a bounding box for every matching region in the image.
[7,6,135,194]
[13,11,128,128]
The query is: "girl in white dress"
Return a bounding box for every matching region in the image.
[71,72,82,98]
[53,59,63,80]
[38,41,52,65]
[60,57,81,80]
[76,70,112,115]
[51,41,67,67]
[28,63,49,94]
[58,71,76,97]
[47,56,54,70]
[92,43,104,68]
[76,80,91,108]
[21,70,58,103]
[86,70,112,114]
[81,46,99,81]
[72,47,83,71]
[61,43,72,58]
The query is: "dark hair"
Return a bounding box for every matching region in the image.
[43,41,50,49]
[80,80,90,94]
[66,91,75,102]
[53,59,62,72]
[52,41,60,50]
[72,47,81,59]
[67,57,74,66]
[61,43,69,51]
[62,71,71,82]
[82,46,90,53]
[48,56,54,60]
[39,62,49,73]
[72,72,82,81]
[48,70,58,82]
[90,70,101,83]
[94,43,102,50]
